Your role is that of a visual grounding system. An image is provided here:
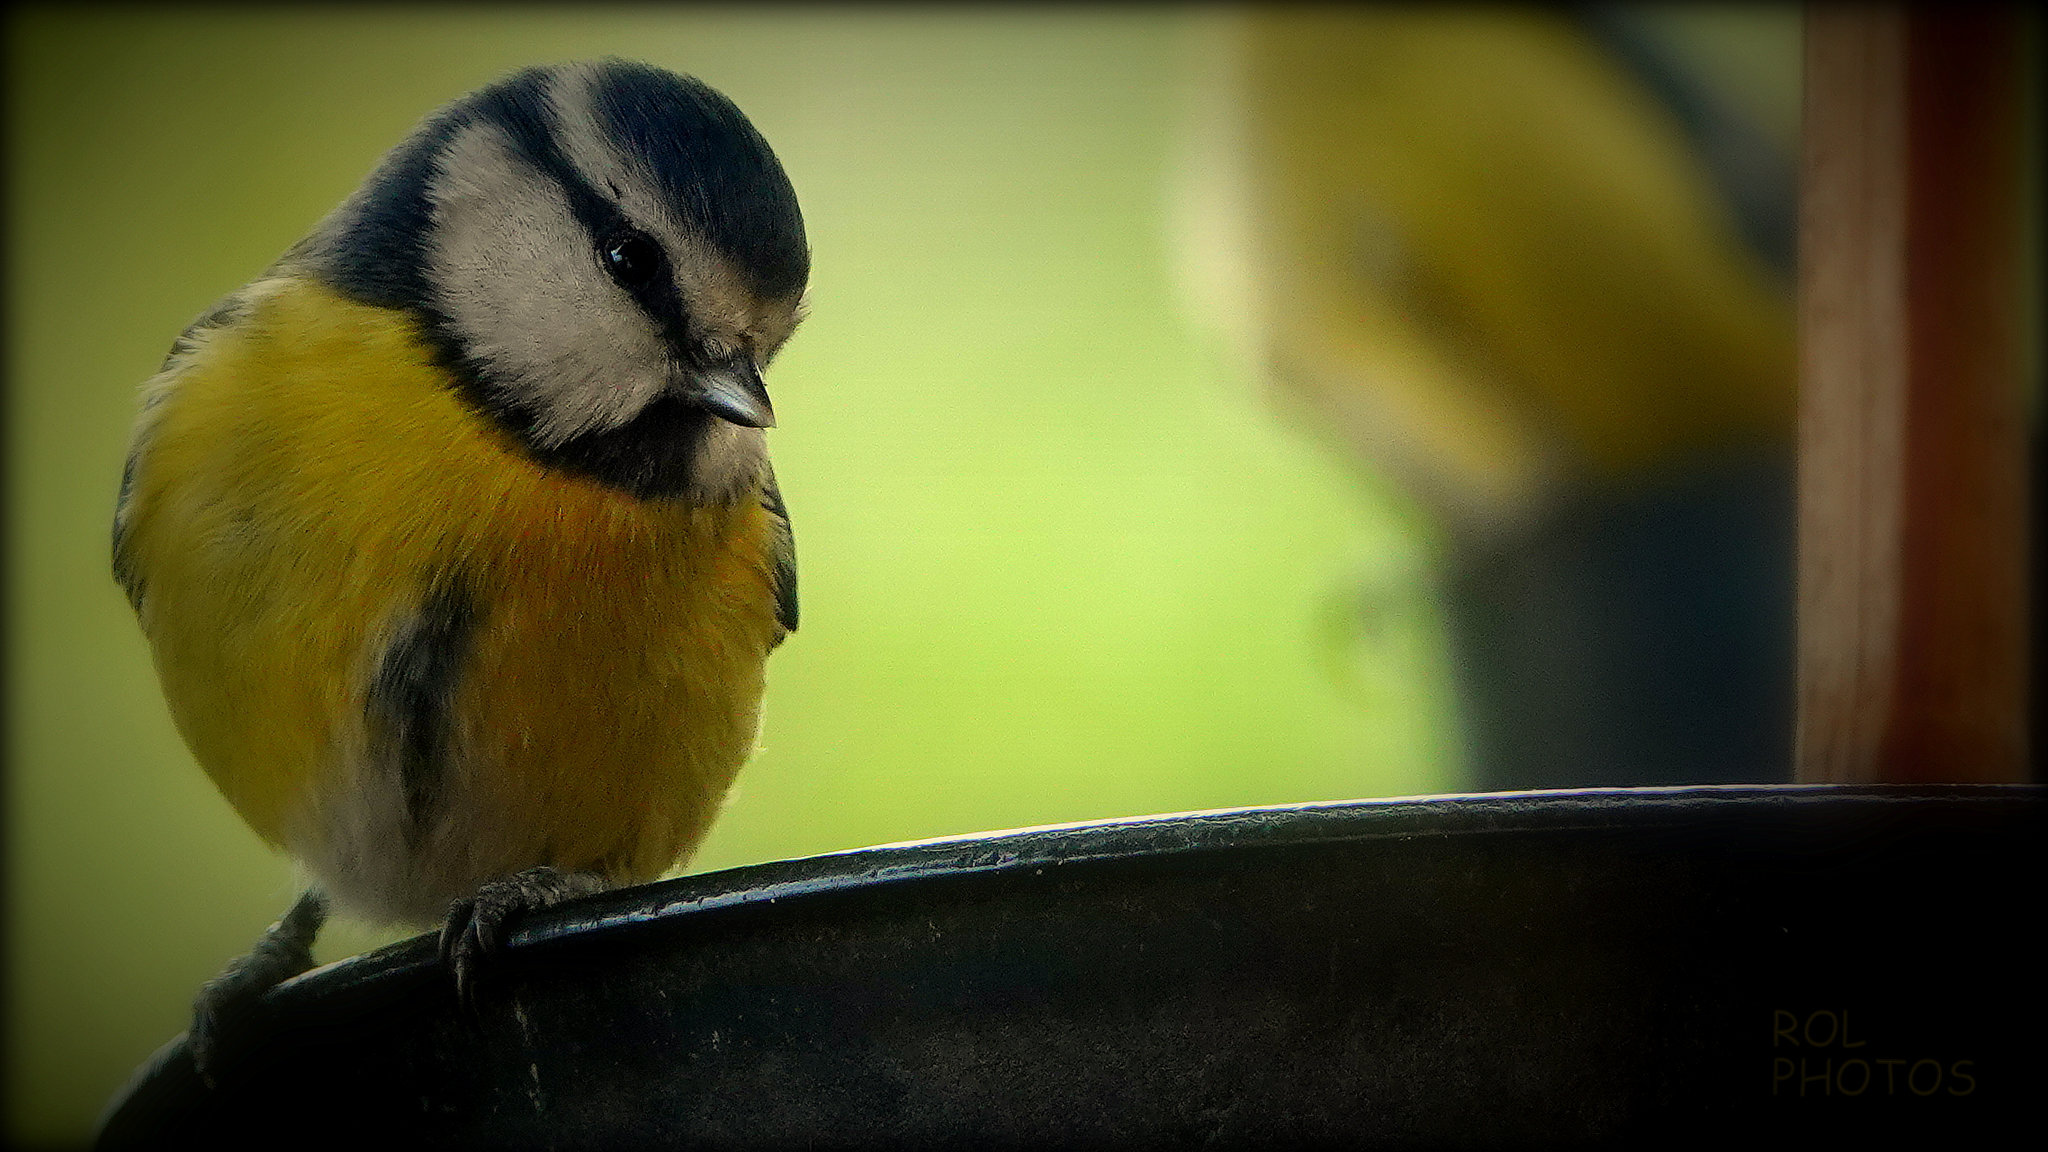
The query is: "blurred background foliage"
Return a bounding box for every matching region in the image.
[5,6,1797,1145]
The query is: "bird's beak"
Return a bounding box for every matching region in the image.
[692,359,776,429]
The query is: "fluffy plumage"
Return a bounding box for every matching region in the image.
[115,60,807,932]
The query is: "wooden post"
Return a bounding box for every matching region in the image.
[1796,6,2032,783]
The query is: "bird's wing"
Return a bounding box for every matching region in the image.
[759,464,798,639]
[114,291,252,610]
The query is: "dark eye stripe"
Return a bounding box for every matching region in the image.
[589,62,809,301]
[447,78,694,347]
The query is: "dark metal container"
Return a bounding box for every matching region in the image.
[99,785,2042,1148]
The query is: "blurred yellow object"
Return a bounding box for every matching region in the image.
[1182,7,1796,534]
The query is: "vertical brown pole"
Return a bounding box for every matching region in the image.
[1796,6,2032,783]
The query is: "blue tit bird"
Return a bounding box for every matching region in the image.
[111,60,806,1061]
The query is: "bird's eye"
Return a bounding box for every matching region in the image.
[601,231,663,291]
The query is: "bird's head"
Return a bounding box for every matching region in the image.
[303,59,809,501]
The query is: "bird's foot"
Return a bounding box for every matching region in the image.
[189,889,328,1087]
[439,866,606,1007]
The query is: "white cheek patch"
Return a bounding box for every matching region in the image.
[425,122,666,446]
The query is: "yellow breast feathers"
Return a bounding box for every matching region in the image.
[116,278,787,924]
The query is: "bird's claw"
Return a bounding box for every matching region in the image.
[439,866,605,1008]
[188,890,327,1087]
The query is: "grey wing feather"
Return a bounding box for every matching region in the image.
[760,465,798,640]
[111,450,146,611]
[112,291,249,611]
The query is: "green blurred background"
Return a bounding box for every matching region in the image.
[6,8,1460,1143]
